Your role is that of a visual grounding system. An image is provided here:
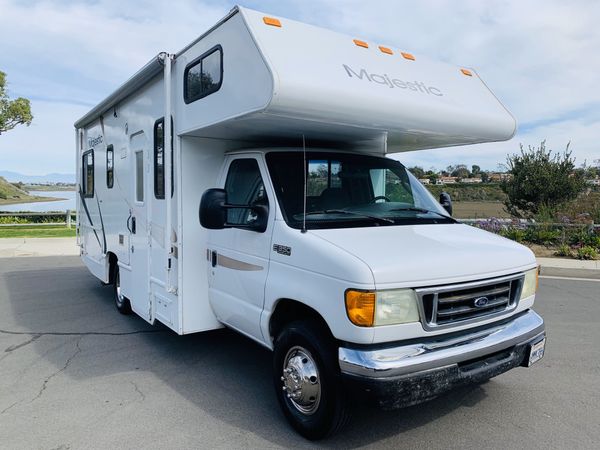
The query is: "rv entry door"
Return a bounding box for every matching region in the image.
[128,132,151,321]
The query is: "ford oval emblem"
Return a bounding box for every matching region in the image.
[474,296,489,308]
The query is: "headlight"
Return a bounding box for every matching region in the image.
[345,288,420,327]
[520,267,539,300]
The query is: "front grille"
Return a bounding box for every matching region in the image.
[416,273,524,330]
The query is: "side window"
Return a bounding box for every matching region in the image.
[135,150,144,203]
[154,117,174,199]
[307,160,342,196]
[184,46,223,103]
[224,159,268,228]
[106,144,114,189]
[82,150,94,198]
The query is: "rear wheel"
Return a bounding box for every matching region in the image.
[112,264,132,315]
[273,320,348,440]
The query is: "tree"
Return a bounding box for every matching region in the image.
[408,166,425,178]
[451,164,470,179]
[0,71,33,135]
[480,172,489,183]
[501,140,586,218]
[471,165,481,176]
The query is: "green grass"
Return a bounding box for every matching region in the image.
[0,226,76,238]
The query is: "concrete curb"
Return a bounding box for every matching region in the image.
[537,257,600,280]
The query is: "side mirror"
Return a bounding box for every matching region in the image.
[439,192,453,216]
[200,188,227,229]
[199,188,269,233]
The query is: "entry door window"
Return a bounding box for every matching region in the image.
[82,150,94,198]
[135,150,144,203]
[224,159,268,228]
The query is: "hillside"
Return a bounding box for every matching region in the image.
[0,176,32,200]
[0,176,56,205]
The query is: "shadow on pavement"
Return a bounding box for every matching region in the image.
[1,256,488,448]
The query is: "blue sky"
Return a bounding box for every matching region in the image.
[1,0,599,174]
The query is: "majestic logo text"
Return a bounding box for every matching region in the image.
[343,64,443,96]
[88,135,103,147]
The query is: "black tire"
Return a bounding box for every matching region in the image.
[112,263,132,315]
[273,320,349,440]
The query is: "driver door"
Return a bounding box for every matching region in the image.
[206,155,274,342]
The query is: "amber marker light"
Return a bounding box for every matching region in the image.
[345,290,375,327]
[401,52,415,61]
[353,39,369,48]
[461,68,473,76]
[263,16,282,27]
[379,46,393,55]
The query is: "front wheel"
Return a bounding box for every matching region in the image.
[273,320,348,440]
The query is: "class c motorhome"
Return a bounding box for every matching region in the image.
[75,6,545,439]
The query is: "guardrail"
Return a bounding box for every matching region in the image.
[458,218,599,230]
[0,210,77,228]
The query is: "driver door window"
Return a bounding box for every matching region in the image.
[224,159,268,228]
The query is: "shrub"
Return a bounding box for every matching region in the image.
[555,244,572,257]
[524,226,562,245]
[500,227,525,242]
[568,228,599,247]
[0,216,29,224]
[576,246,598,260]
[502,141,586,218]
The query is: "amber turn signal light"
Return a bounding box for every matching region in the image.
[345,290,375,327]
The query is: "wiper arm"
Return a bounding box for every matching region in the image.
[389,207,456,221]
[304,210,394,224]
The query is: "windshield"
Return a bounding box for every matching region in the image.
[266,151,454,230]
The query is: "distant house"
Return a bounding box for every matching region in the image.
[419,178,431,185]
[488,172,511,182]
[587,177,600,186]
[461,177,483,184]
[439,176,458,184]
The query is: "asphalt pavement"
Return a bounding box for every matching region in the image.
[0,256,598,449]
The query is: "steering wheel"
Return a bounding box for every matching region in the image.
[371,196,391,203]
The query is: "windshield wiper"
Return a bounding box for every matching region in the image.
[389,207,456,221]
[303,210,394,224]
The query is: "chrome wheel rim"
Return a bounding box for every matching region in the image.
[281,346,321,415]
[115,272,124,306]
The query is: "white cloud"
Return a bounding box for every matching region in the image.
[0,0,598,174]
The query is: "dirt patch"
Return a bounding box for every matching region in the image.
[453,201,510,219]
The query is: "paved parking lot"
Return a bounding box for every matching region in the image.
[0,256,599,449]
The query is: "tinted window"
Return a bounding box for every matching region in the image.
[184,46,223,103]
[135,150,144,203]
[224,159,268,228]
[106,145,114,188]
[82,150,94,198]
[154,118,173,199]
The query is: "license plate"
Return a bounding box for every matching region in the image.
[528,338,546,366]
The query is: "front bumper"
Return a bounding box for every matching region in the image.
[339,310,545,409]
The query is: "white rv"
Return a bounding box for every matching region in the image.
[75,6,545,439]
